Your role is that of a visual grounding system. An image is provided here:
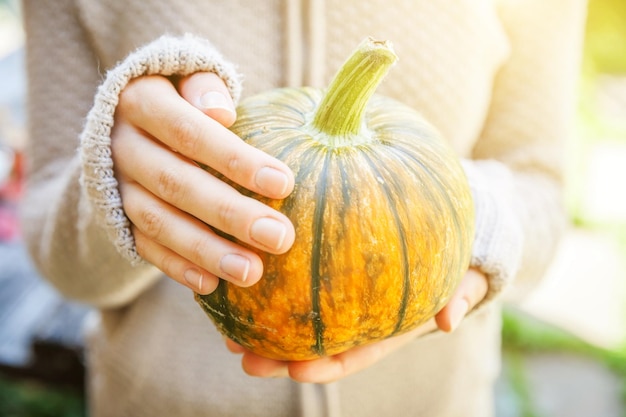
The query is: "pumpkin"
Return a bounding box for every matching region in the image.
[195,38,474,361]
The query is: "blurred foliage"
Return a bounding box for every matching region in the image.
[578,0,626,135]
[568,0,626,225]
[502,308,626,374]
[584,0,626,75]
[0,375,85,417]
[502,307,626,412]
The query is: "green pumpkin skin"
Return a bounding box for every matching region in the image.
[195,87,474,361]
[195,39,474,360]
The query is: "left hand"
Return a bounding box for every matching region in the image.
[225,268,488,383]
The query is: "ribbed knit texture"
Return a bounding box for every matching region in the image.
[20,0,587,416]
[80,34,242,264]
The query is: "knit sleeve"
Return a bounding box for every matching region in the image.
[80,34,242,264]
[466,0,587,304]
[20,0,242,308]
[462,160,523,304]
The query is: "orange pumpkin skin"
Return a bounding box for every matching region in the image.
[194,87,475,361]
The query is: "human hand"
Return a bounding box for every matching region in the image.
[111,72,295,294]
[226,268,488,383]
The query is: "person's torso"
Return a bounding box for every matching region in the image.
[76,0,510,156]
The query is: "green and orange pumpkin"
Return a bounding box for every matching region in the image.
[195,38,474,360]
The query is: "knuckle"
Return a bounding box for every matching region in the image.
[170,115,202,155]
[219,144,261,187]
[215,194,240,231]
[120,75,169,105]
[120,77,155,112]
[156,166,187,204]
[138,204,167,240]
[187,234,214,265]
[224,152,241,178]
[157,251,179,277]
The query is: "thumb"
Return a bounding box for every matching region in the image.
[178,72,237,127]
[435,268,488,333]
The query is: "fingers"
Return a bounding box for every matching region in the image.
[229,318,438,383]
[435,268,489,333]
[132,226,219,294]
[226,268,488,383]
[122,179,264,290]
[113,123,294,255]
[242,353,290,379]
[118,75,294,200]
[177,72,237,128]
[286,320,438,383]
[112,74,298,292]
[226,339,290,378]
[225,339,246,354]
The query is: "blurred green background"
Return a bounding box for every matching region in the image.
[502,0,626,415]
[0,0,625,416]
[572,0,626,221]
[584,0,626,75]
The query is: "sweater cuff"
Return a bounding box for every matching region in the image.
[461,160,524,305]
[79,34,242,264]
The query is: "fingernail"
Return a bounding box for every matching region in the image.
[449,299,470,332]
[184,268,204,292]
[250,217,287,251]
[255,166,289,196]
[220,254,251,283]
[199,91,235,113]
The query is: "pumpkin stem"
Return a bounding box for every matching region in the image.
[312,38,398,142]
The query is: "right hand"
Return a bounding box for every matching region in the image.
[227,268,489,382]
[111,72,295,294]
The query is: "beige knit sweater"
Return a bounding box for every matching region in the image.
[21,0,587,416]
